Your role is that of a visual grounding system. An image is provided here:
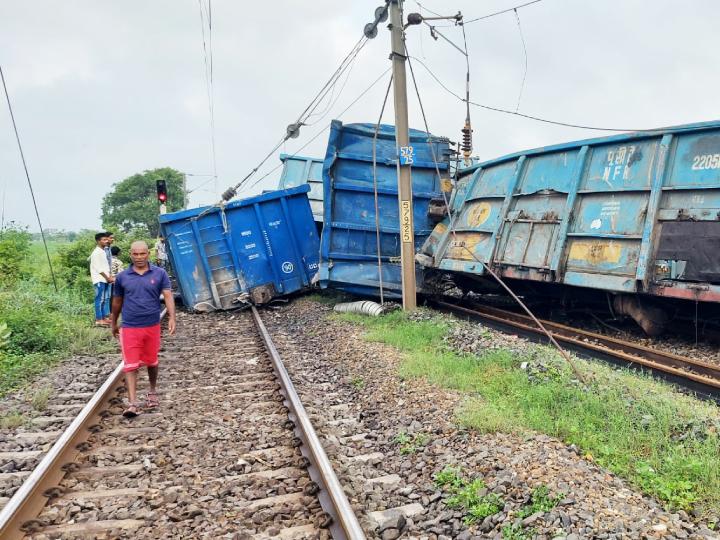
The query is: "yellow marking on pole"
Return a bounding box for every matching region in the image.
[400,200,412,243]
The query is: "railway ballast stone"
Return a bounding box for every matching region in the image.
[263,297,719,539]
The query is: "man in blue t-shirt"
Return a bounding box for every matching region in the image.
[111,240,176,418]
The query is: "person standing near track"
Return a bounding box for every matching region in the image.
[155,236,168,269]
[90,232,113,326]
[111,240,176,418]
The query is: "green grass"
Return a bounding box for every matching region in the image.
[31,386,53,411]
[434,466,504,525]
[394,430,430,455]
[0,411,27,429]
[501,523,535,540]
[0,280,114,397]
[336,309,720,516]
[516,484,564,518]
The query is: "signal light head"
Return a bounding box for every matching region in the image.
[156,179,168,204]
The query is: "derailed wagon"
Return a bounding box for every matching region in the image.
[417,120,720,335]
[160,185,320,311]
[319,120,451,298]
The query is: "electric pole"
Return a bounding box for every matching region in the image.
[389,0,417,311]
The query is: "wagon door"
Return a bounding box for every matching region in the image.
[494,151,580,281]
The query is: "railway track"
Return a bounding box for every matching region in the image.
[0,308,363,539]
[433,299,720,396]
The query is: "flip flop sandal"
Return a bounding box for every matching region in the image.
[123,402,141,418]
[145,392,159,409]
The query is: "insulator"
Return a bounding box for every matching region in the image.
[221,187,237,202]
[407,12,423,26]
[461,120,473,165]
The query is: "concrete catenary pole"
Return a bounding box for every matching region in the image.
[389,0,417,310]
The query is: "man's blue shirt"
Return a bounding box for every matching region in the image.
[113,264,171,328]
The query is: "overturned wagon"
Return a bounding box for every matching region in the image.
[160,185,320,311]
[319,120,451,298]
[418,120,720,335]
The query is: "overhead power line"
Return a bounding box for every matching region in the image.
[243,67,392,193]
[0,65,58,291]
[197,0,218,192]
[220,36,370,200]
[405,51,586,383]
[465,0,544,24]
[408,55,673,133]
[513,8,529,112]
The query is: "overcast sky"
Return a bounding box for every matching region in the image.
[1,1,718,232]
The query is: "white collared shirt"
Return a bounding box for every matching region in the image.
[90,246,111,284]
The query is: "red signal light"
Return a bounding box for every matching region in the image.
[156,180,168,204]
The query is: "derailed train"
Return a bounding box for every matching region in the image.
[416,120,720,336]
[165,118,720,336]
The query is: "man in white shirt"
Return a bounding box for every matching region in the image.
[90,232,114,326]
[155,236,168,269]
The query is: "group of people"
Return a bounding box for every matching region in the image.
[90,231,121,326]
[90,232,175,417]
[90,233,168,325]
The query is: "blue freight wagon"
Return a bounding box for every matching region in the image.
[277,153,324,223]
[418,120,720,335]
[319,120,451,298]
[159,185,320,311]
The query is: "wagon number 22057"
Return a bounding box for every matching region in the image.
[691,154,720,170]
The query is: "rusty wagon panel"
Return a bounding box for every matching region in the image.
[419,120,720,303]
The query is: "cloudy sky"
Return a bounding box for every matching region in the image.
[1,1,718,232]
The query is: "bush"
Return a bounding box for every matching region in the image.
[0,281,92,355]
[0,280,113,395]
[0,224,32,285]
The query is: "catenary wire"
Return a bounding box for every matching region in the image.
[289,38,367,136]
[166,68,391,235]
[404,50,586,382]
[371,74,394,306]
[305,40,365,127]
[414,1,443,18]
[226,36,369,197]
[0,65,58,292]
[303,39,368,125]
[197,0,218,190]
[513,8,528,112]
[465,0,543,24]
[422,21,466,57]
[408,55,685,133]
[242,68,392,193]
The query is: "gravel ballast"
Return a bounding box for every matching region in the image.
[264,296,719,539]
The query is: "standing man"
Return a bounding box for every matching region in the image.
[155,236,168,269]
[90,232,113,326]
[111,240,176,418]
[104,232,115,312]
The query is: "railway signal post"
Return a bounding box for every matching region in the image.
[389,0,417,310]
[156,179,168,215]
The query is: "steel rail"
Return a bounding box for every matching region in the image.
[0,309,168,540]
[435,300,720,391]
[0,365,124,539]
[250,306,366,540]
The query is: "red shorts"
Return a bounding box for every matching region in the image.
[120,324,161,372]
